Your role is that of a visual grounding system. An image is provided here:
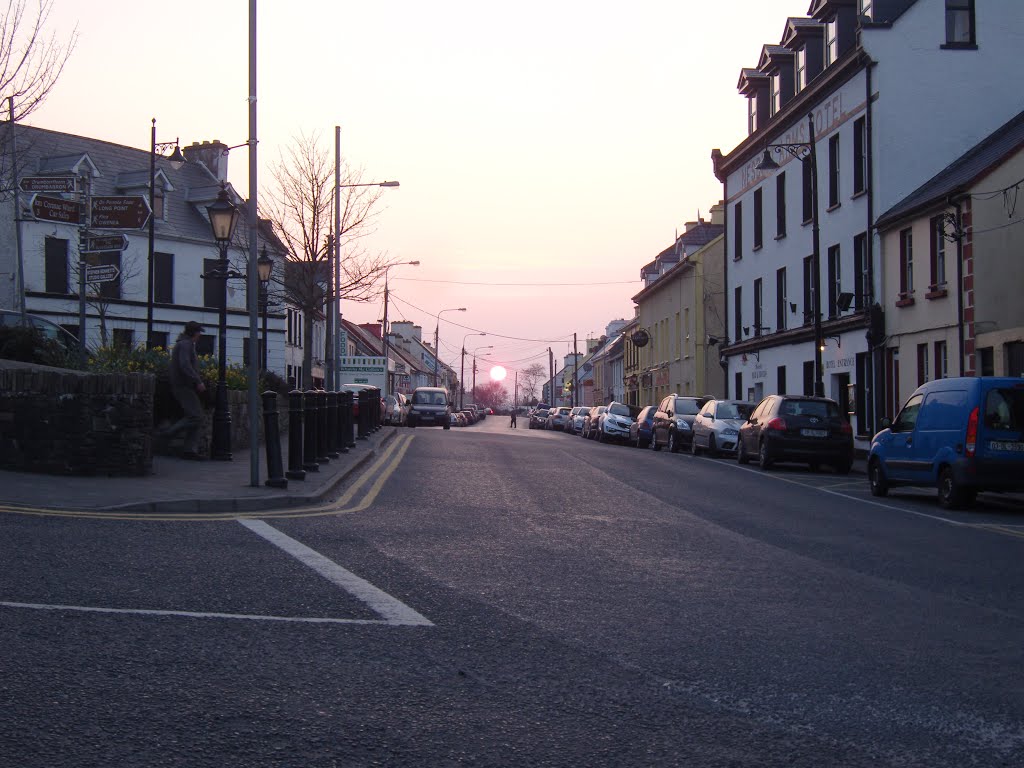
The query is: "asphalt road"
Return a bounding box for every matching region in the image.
[2,417,1023,767]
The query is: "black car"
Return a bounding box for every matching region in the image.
[528,408,549,429]
[407,387,452,429]
[630,405,656,448]
[736,395,853,473]
[651,395,711,452]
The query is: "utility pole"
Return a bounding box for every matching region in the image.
[573,333,578,408]
[548,347,554,405]
[10,97,26,321]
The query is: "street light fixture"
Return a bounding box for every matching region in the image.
[434,307,467,386]
[754,112,823,397]
[146,118,186,349]
[460,332,487,410]
[380,259,420,400]
[205,188,242,460]
[257,246,274,370]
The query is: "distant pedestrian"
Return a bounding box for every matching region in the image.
[510,409,517,428]
[162,321,206,460]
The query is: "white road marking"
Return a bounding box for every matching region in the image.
[238,519,433,626]
[0,601,388,625]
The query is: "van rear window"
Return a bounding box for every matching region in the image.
[984,388,1024,432]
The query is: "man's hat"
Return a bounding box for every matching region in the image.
[184,321,205,336]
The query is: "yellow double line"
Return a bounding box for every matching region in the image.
[0,433,416,522]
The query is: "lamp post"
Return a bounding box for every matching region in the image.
[147,118,186,349]
[257,247,274,370]
[205,188,241,460]
[470,345,493,407]
[434,307,466,386]
[460,332,487,410]
[755,112,823,396]
[380,259,419,400]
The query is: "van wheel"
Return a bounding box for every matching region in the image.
[868,459,888,497]
[938,466,976,510]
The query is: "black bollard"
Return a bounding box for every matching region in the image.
[316,389,330,464]
[326,391,341,458]
[357,389,369,440]
[334,390,349,454]
[340,390,356,449]
[261,391,288,489]
[286,390,306,481]
[371,387,381,431]
[303,389,320,472]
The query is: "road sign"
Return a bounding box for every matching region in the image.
[30,194,82,224]
[82,234,129,253]
[20,175,77,193]
[85,264,121,284]
[90,195,151,229]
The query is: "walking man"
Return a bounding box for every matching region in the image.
[164,321,206,460]
[510,408,517,428]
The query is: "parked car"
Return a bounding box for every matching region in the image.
[583,405,607,439]
[0,308,82,356]
[529,408,550,429]
[383,393,409,426]
[546,406,572,431]
[868,377,1024,509]
[596,401,635,443]
[567,406,591,435]
[736,395,853,473]
[691,399,754,456]
[407,386,452,429]
[630,405,656,449]
[460,409,477,425]
[652,395,711,452]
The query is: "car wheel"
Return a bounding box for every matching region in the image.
[690,435,699,456]
[707,434,718,458]
[651,431,661,451]
[668,430,680,453]
[868,459,889,497]
[737,439,749,465]
[443,424,451,430]
[937,466,977,510]
[758,440,773,471]
[597,428,604,443]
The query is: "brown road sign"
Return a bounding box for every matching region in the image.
[90,195,152,229]
[20,175,77,193]
[83,234,129,253]
[30,194,82,224]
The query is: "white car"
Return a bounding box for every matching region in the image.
[384,393,408,426]
[690,399,754,456]
[597,401,634,443]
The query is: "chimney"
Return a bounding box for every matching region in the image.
[709,201,725,226]
[183,140,229,183]
[359,322,382,340]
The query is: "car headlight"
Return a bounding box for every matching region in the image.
[676,420,690,430]
[722,428,738,436]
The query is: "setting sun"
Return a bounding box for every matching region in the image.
[489,366,507,382]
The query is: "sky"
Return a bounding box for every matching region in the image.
[33,0,812,385]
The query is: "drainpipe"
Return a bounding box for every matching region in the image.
[865,57,878,433]
[950,195,965,376]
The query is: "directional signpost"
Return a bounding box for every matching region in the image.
[85,264,121,284]
[90,196,151,229]
[30,194,82,225]
[20,175,77,194]
[82,234,129,253]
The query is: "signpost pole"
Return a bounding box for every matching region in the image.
[9,96,26,321]
[78,177,90,367]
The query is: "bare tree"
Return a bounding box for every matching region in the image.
[261,132,392,385]
[519,362,547,405]
[0,0,76,118]
[69,249,141,347]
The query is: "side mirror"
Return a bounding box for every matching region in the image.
[880,416,892,429]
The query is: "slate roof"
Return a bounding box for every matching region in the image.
[876,109,1024,230]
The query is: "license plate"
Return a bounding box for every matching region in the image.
[801,429,828,438]
[989,440,1024,452]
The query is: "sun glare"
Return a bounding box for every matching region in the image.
[490,366,507,382]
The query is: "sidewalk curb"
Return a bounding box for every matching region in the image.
[99,430,399,515]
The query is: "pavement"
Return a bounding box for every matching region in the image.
[0,427,398,515]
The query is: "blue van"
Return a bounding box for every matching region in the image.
[868,377,1024,509]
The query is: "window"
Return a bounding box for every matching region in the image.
[893,394,923,433]
[899,228,914,296]
[734,372,743,402]
[776,172,787,238]
[945,0,975,46]
[802,255,814,325]
[734,286,743,341]
[825,17,839,65]
[802,157,813,223]
[195,334,214,357]
[978,346,994,376]
[151,331,168,350]
[777,366,786,395]
[154,252,174,304]
[748,97,758,135]
[917,343,930,386]
[853,232,868,311]
[934,340,948,380]
[243,336,266,368]
[770,73,781,116]
[828,134,841,208]
[858,0,873,20]
[853,117,867,194]
[803,360,815,396]
[754,278,764,335]
[44,237,68,294]
[733,201,743,260]
[112,328,133,349]
[795,48,807,91]
[152,189,166,221]
[753,188,763,249]
[203,258,224,310]
[930,215,947,289]
[93,251,122,300]
[776,267,788,331]
[827,245,841,318]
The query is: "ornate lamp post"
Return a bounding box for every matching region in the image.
[257,247,274,370]
[205,189,241,460]
[147,118,186,349]
[434,307,466,386]
[755,112,822,396]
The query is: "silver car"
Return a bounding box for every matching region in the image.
[690,399,754,456]
[568,406,591,434]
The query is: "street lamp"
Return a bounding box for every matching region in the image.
[434,307,467,386]
[257,247,274,370]
[755,112,823,397]
[380,259,419,400]
[205,188,241,460]
[146,118,186,349]
[460,332,487,409]
[470,344,493,407]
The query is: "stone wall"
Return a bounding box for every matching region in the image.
[0,361,154,476]
[153,388,290,457]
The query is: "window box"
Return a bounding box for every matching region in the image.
[896,293,915,308]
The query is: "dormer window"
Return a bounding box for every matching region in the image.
[858,0,873,21]
[825,18,839,65]
[770,73,782,116]
[945,0,975,46]
[748,97,758,135]
[153,189,166,220]
[795,47,807,91]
